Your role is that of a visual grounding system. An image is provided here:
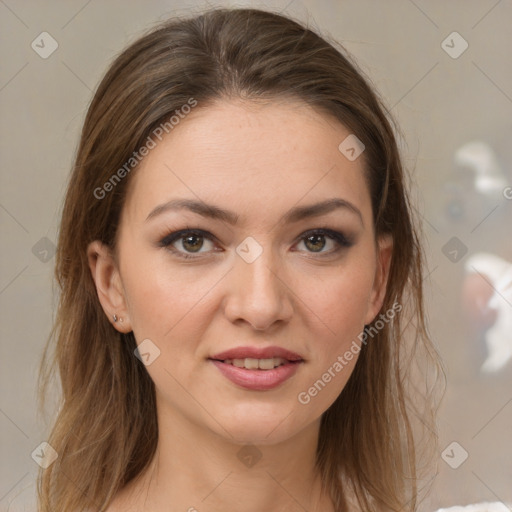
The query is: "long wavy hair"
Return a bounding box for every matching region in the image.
[37,7,444,511]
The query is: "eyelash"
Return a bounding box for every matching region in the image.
[158,227,353,260]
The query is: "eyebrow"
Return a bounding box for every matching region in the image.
[145,197,363,226]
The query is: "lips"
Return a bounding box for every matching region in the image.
[208,346,304,391]
[210,346,304,362]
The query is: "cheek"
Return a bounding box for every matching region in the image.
[293,269,373,415]
[304,262,375,347]
[121,246,226,356]
[119,245,181,338]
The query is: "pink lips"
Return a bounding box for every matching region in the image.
[209,345,304,391]
[211,346,303,362]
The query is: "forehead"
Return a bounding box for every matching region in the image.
[122,98,372,228]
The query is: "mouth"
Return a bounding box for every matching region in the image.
[209,345,304,363]
[208,346,304,390]
[215,357,293,370]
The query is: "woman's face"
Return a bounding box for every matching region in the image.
[93,98,391,445]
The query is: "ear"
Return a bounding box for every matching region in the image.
[364,234,393,325]
[87,240,132,333]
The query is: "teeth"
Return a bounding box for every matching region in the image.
[257,358,277,370]
[223,357,287,370]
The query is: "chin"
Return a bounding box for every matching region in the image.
[223,425,298,446]
[208,406,312,446]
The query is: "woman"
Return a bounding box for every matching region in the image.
[37,7,443,511]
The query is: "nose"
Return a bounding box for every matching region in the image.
[223,246,294,331]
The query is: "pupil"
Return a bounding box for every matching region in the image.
[305,234,325,252]
[183,235,203,252]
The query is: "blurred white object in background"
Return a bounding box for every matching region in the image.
[464,253,512,373]
[436,503,512,511]
[454,141,508,196]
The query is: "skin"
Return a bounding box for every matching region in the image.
[88,98,392,512]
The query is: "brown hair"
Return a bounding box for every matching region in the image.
[38,7,444,511]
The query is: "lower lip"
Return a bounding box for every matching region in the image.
[210,360,302,390]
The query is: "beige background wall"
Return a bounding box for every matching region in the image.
[1,1,511,510]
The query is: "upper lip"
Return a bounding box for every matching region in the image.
[210,346,304,362]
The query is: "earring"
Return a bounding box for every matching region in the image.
[113,314,118,323]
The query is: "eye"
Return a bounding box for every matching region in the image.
[158,228,219,260]
[294,228,353,256]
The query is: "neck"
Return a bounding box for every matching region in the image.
[118,402,335,512]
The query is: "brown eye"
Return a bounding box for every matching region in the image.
[181,234,204,252]
[304,234,327,252]
[159,229,218,259]
[296,229,353,256]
